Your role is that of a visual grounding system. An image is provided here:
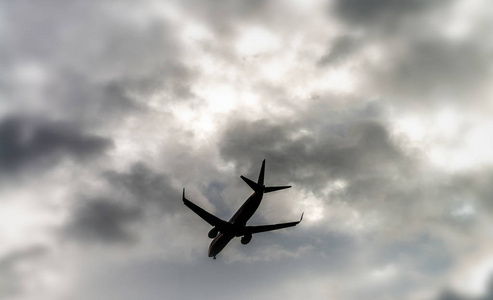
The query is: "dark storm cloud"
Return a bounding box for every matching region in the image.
[326,0,492,107]
[104,162,182,212]
[46,72,142,125]
[220,114,410,192]
[217,98,489,258]
[0,116,111,173]
[319,35,361,66]
[180,0,269,35]
[332,0,441,28]
[65,197,142,243]
[370,38,492,103]
[64,162,182,243]
[1,0,192,128]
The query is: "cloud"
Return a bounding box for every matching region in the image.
[437,277,493,300]
[0,0,192,129]
[0,116,111,174]
[219,108,411,192]
[177,0,271,36]
[1,0,493,299]
[318,35,361,66]
[333,0,429,26]
[45,72,143,125]
[0,246,47,298]
[217,93,493,298]
[368,38,491,104]
[324,0,492,109]
[63,162,183,243]
[64,197,142,243]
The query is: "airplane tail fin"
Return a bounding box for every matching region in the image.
[240,160,291,193]
[257,159,265,186]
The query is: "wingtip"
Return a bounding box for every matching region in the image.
[182,188,186,201]
[300,212,304,222]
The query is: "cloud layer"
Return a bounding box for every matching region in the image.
[1,0,493,299]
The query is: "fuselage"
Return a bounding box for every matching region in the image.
[208,190,264,258]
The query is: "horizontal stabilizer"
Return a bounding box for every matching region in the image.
[264,185,291,193]
[241,175,262,192]
[241,160,291,193]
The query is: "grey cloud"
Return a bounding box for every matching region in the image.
[340,165,493,237]
[0,246,47,298]
[438,291,470,300]
[64,162,182,243]
[0,116,111,173]
[74,243,352,300]
[435,169,493,233]
[46,72,142,126]
[104,162,181,212]
[64,197,142,243]
[327,0,492,107]
[1,1,179,73]
[1,0,491,299]
[220,115,410,192]
[121,62,195,101]
[218,100,488,291]
[437,278,493,300]
[376,234,452,275]
[1,0,190,127]
[319,35,361,66]
[451,170,493,212]
[256,229,358,270]
[332,0,440,28]
[370,38,491,103]
[218,108,431,246]
[179,0,269,36]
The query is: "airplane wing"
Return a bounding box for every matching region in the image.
[244,213,303,234]
[182,189,229,228]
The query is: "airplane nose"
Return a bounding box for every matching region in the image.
[208,242,216,257]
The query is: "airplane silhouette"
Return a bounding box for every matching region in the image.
[183,160,303,259]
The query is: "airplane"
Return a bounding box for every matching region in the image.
[183,160,303,259]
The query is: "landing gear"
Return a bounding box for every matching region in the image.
[213,256,216,260]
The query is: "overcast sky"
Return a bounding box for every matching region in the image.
[1,0,493,299]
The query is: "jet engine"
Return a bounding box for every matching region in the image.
[241,234,252,245]
[208,228,219,239]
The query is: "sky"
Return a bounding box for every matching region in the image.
[1,0,493,299]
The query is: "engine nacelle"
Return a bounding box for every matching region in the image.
[241,234,252,245]
[208,228,219,239]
